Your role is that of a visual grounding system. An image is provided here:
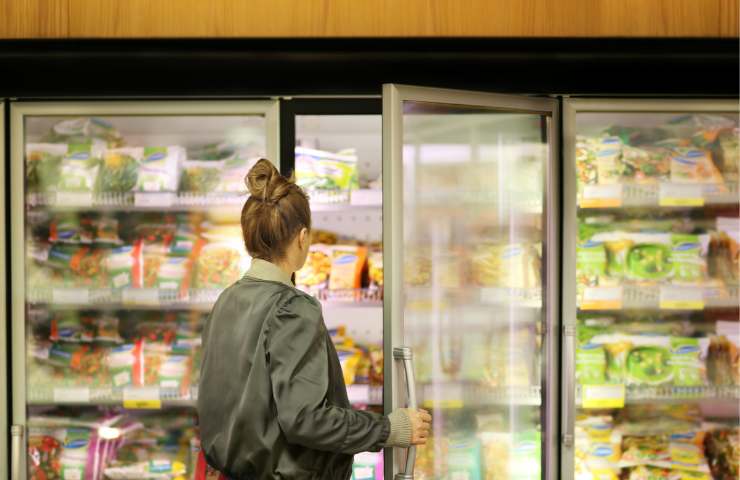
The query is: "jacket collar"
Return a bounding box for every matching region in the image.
[246,258,294,287]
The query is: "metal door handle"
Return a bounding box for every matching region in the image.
[562,325,576,448]
[393,346,416,480]
[11,425,24,480]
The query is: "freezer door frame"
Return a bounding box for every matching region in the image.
[561,97,740,480]
[9,99,279,479]
[382,84,560,480]
[1,100,7,480]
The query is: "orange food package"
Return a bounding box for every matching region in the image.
[328,245,367,290]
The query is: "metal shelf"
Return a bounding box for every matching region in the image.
[419,384,542,408]
[578,181,739,209]
[578,283,739,312]
[575,385,740,407]
[27,191,246,212]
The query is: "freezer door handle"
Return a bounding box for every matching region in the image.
[11,425,24,480]
[562,324,576,449]
[393,346,416,480]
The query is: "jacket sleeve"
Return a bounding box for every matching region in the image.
[267,292,390,454]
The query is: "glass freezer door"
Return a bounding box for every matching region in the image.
[382,85,559,480]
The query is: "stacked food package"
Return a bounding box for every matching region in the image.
[27,410,198,480]
[295,229,383,300]
[575,406,738,480]
[294,147,359,203]
[26,117,263,203]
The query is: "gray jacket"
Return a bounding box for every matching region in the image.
[198,260,390,480]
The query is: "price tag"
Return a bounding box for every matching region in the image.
[53,387,90,403]
[659,183,704,207]
[582,384,625,409]
[134,192,175,207]
[580,287,623,310]
[52,288,89,304]
[580,184,623,208]
[660,286,704,310]
[55,191,93,207]
[123,386,161,409]
[122,288,160,305]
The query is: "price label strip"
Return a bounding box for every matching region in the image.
[580,184,623,209]
[53,387,91,404]
[123,386,162,409]
[659,183,704,207]
[134,192,176,207]
[660,286,704,310]
[580,287,623,310]
[582,384,625,409]
[52,288,90,305]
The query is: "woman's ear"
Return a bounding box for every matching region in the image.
[299,228,309,249]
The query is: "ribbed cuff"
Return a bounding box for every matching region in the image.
[385,409,412,448]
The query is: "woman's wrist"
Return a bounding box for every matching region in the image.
[385,409,412,448]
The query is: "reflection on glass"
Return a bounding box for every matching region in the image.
[23,114,266,479]
[573,111,740,480]
[401,102,548,479]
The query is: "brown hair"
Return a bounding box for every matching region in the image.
[241,159,311,262]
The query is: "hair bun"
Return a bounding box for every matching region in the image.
[245,158,292,204]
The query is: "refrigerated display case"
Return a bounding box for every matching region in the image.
[1,100,8,480]
[383,85,560,479]
[562,100,740,480]
[9,101,278,480]
[282,100,386,477]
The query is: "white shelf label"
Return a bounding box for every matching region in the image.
[52,288,89,304]
[134,192,175,207]
[580,287,623,310]
[122,288,160,305]
[53,387,90,403]
[660,286,704,310]
[581,184,623,208]
[55,191,93,207]
[659,183,704,207]
[123,386,161,409]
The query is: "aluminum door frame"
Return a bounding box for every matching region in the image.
[1,100,7,480]
[561,97,740,480]
[383,84,560,480]
[9,99,279,479]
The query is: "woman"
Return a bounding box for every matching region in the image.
[198,159,431,480]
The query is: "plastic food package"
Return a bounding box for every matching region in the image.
[136,146,184,192]
[367,250,383,287]
[707,335,740,386]
[471,243,541,289]
[480,430,541,480]
[624,466,710,480]
[58,144,102,193]
[669,337,706,387]
[26,143,67,193]
[295,147,359,193]
[404,251,432,286]
[669,148,724,185]
[50,312,122,344]
[42,117,123,147]
[576,138,598,188]
[107,341,145,388]
[218,156,259,193]
[49,214,94,244]
[296,244,333,288]
[98,147,141,193]
[179,160,224,194]
[195,242,247,289]
[27,426,116,480]
[704,427,739,480]
[708,218,740,282]
[595,137,623,185]
[621,145,671,184]
[47,245,109,288]
[106,245,142,289]
[716,128,739,178]
[329,245,367,290]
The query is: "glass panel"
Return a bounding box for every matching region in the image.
[573,110,739,480]
[401,101,549,479]
[294,113,385,477]
[23,113,267,479]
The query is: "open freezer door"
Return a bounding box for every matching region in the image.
[382,85,560,480]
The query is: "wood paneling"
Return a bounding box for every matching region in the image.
[1,0,737,38]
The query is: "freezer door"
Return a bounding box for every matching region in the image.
[0,100,7,480]
[383,85,559,480]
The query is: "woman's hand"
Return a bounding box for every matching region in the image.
[407,408,432,445]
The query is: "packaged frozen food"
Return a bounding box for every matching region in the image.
[136,146,184,192]
[107,341,144,388]
[26,143,67,193]
[107,245,142,289]
[716,128,739,178]
[576,240,610,298]
[311,229,338,245]
[624,465,710,480]
[351,451,383,480]
[218,156,259,193]
[669,148,724,185]
[179,160,224,193]
[58,144,101,193]
[195,242,247,289]
[104,460,187,480]
[49,214,94,244]
[27,426,113,480]
[367,250,383,287]
[404,251,432,286]
[47,245,109,288]
[671,235,708,283]
[625,337,673,386]
[155,257,192,293]
[42,117,123,147]
[446,435,483,480]
[98,147,141,193]
[296,244,333,288]
[50,312,122,344]
[295,147,359,193]
[708,217,740,282]
[576,323,608,386]
[669,337,706,387]
[707,335,739,386]
[480,430,542,480]
[576,138,598,188]
[595,137,623,184]
[704,427,739,480]
[626,242,673,282]
[329,245,367,290]
[472,243,541,289]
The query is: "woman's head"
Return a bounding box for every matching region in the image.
[242,159,311,270]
